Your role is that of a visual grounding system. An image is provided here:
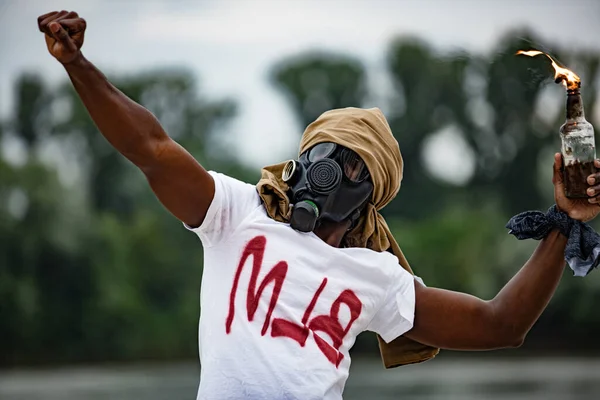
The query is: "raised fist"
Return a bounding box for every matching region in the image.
[38,11,86,65]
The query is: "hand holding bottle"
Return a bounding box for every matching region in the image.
[554,153,600,222]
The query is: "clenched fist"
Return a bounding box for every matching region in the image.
[38,11,86,64]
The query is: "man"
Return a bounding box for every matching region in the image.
[38,10,600,400]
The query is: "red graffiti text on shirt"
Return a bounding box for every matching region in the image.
[226,235,362,367]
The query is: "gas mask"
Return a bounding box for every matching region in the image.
[282,142,374,232]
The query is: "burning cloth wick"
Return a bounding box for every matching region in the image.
[516,50,581,90]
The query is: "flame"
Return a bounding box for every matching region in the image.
[516,49,581,90]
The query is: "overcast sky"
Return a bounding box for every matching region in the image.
[1,0,599,181]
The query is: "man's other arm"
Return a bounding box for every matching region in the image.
[38,10,213,227]
[405,154,600,350]
[405,229,566,350]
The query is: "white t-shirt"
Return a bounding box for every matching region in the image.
[186,171,417,400]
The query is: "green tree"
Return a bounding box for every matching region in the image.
[54,69,237,216]
[12,73,53,150]
[272,53,366,128]
[384,38,472,218]
[0,69,242,365]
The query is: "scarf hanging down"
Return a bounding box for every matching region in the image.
[256,107,439,368]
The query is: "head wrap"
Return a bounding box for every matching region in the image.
[256,107,439,368]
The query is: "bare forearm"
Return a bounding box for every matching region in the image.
[64,54,164,166]
[490,229,567,342]
[408,152,600,350]
[38,11,215,227]
[408,229,567,350]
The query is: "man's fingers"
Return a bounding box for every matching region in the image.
[49,22,77,53]
[59,18,87,34]
[585,161,600,185]
[587,185,600,197]
[552,153,564,186]
[50,11,79,32]
[54,11,79,23]
[38,11,59,29]
[39,10,68,35]
[39,10,78,36]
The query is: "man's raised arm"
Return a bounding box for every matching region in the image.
[38,10,214,227]
[405,154,600,350]
[406,229,566,350]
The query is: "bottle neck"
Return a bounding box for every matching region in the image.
[566,89,586,120]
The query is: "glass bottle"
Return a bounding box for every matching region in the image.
[560,88,596,198]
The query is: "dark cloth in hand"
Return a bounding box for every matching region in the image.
[506,205,600,277]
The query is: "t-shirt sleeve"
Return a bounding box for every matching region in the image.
[366,258,418,343]
[184,171,261,247]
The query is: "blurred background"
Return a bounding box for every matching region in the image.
[1,0,600,399]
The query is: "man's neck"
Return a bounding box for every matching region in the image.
[313,219,351,248]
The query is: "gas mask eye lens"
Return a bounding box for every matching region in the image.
[341,148,369,182]
[307,142,336,162]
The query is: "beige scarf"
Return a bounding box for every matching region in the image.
[256,107,439,368]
